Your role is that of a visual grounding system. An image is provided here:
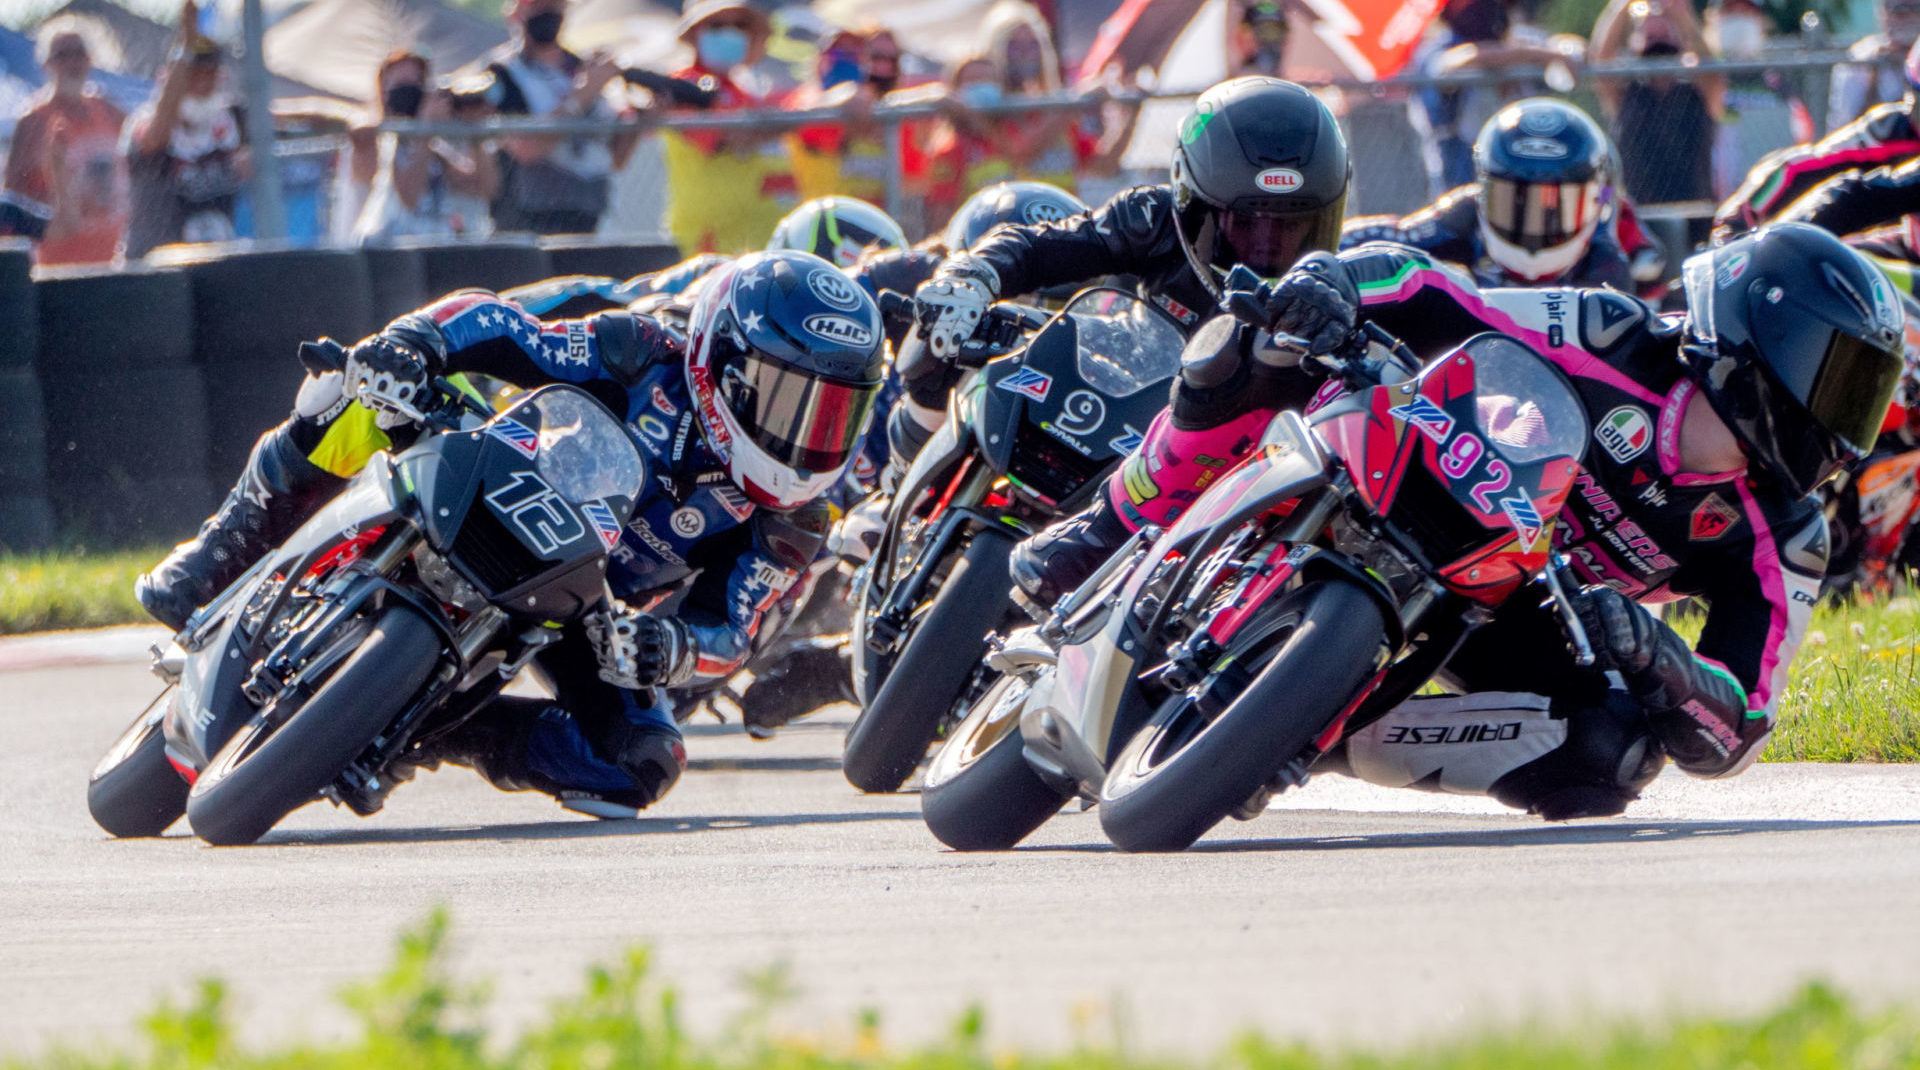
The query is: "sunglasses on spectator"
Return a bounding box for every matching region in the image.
[701,16,757,31]
[49,46,88,61]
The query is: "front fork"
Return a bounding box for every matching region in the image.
[866,460,1003,654]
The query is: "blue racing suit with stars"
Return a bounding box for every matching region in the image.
[287,289,829,808]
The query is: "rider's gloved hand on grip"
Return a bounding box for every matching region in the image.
[913,255,1000,362]
[1221,253,1359,357]
[586,597,694,690]
[1564,583,1758,777]
[1567,583,1661,677]
[344,313,448,430]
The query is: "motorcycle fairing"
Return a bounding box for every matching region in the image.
[164,461,406,776]
[1314,338,1582,605]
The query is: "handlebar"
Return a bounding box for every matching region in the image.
[876,290,1054,370]
[296,337,493,430]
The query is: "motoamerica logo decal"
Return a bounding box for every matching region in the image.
[996,367,1053,402]
[1595,406,1652,463]
[1690,493,1740,541]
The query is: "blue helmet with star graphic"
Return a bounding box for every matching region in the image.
[685,249,886,510]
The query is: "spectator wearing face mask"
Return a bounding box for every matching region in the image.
[1407,0,1586,198]
[1832,0,1920,133]
[123,0,250,260]
[785,26,895,205]
[662,0,797,253]
[353,51,500,243]
[1590,0,1723,243]
[479,0,637,236]
[2,17,127,265]
[1707,0,1811,199]
[904,2,1101,222]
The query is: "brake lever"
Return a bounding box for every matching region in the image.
[1540,554,1596,668]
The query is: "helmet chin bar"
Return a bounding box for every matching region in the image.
[1477,218,1596,282]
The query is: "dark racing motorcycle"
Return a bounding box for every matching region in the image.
[841,289,1186,792]
[922,324,1599,852]
[86,344,647,845]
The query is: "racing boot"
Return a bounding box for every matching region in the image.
[136,423,343,631]
[737,636,856,739]
[1009,406,1272,612]
[1007,492,1132,614]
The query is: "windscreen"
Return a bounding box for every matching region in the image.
[1461,335,1588,465]
[1065,290,1186,397]
[512,387,647,503]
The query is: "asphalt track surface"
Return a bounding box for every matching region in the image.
[5,628,1920,1057]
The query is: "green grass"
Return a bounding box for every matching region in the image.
[2,547,1916,762]
[7,910,1920,1070]
[0,548,161,636]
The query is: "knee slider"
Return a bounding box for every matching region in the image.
[1490,691,1664,820]
[614,728,687,806]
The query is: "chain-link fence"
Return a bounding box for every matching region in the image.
[6,46,1905,270]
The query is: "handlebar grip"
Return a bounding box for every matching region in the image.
[876,289,916,323]
[298,338,348,375]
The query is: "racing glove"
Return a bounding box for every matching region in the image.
[1221,253,1360,359]
[1566,584,1761,778]
[913,255,1000,362]
[344,313,447,430]
[585,597,695,691]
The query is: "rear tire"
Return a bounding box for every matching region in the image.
[87,696,189,838]
[843,528,1017,793]
[186,605,442,846]
[1098,580,1385,853]
[921,674,1070,850]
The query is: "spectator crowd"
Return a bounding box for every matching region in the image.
[0,0,1913,271]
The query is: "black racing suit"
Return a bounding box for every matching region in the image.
[1339,184,1638,291]
[243,292,830,809]
[1716,101,1920,241]
[900,184,1212,414]
[1107,244,1822,809]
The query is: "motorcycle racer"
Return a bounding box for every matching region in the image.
[895,77,1347,487]
[1013,224,1903,818]
[136,249,885,817]
[1715,37,1920,241]
[1339,98,1646,292]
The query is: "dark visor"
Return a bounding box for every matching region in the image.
[1179,197,1345,281]
[1754,313,1905,455]
[1481,177,1597,253]
[714,341,878,473]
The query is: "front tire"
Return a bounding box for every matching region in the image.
[921,673,1070,850]
[87,693,189,838]
[843,528,1017,793]
[186,605,442,846]
[1098,580,1385,853]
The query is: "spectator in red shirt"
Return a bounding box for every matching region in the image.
[2,16,127,265]
[664,0,795,252]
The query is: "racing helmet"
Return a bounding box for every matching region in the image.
[767,196,907,269]
[941,180,1089,252]
[1680,223,1907,498]
[1170,76,1350,298]
[685,250,887,509]
[1473,98,1610,283]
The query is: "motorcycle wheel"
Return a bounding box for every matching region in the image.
[86,690,189,838]
[186,605,442,846]
[843,527,1017,793]
[921,673,1070,850]
[1098,579,1385,853]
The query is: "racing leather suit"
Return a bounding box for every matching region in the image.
[1339,184,1640,291]
[1100,245,1823,812]
[213,292,828,810]
[1716,101,1920,240]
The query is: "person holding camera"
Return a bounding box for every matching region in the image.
[351,51,499,243]
[476,0,636,235]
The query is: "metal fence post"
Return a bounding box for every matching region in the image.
[883,113,905,228]
[240,0,286,242]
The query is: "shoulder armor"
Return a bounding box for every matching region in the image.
[589,310,680,388]
[1577,289,1653,354]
